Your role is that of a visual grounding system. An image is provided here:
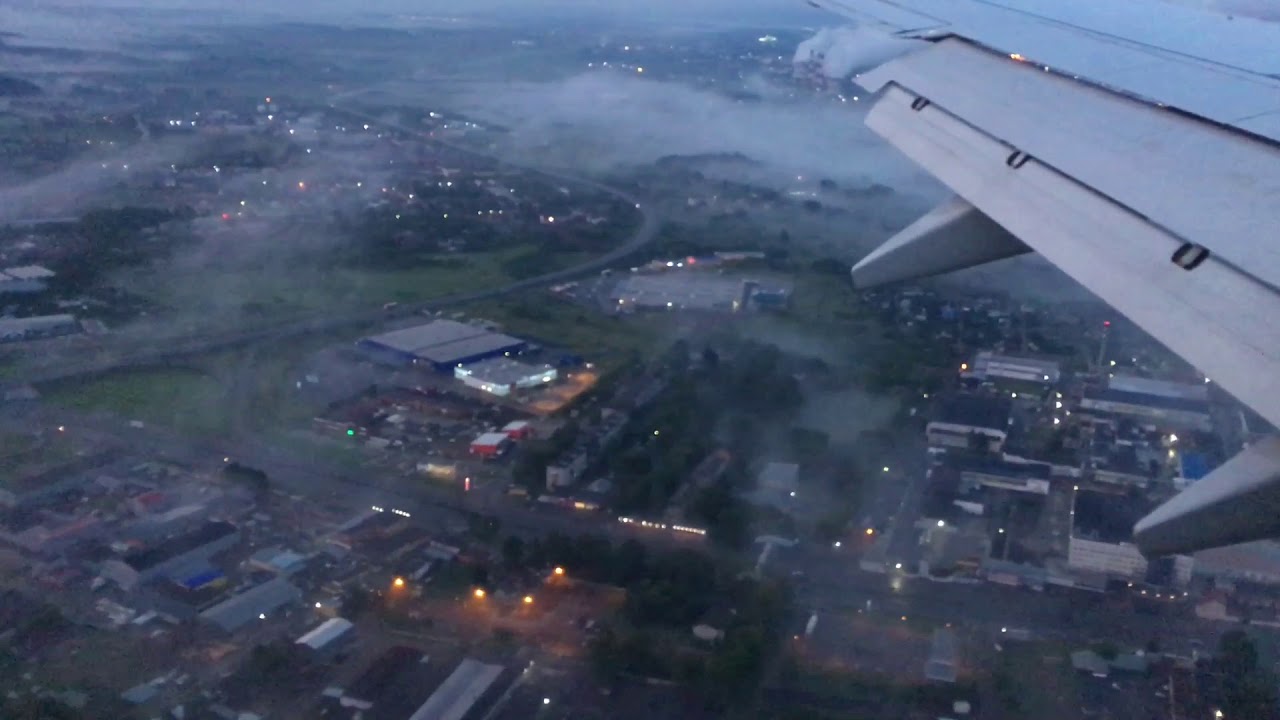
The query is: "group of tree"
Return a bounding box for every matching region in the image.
[611,340,806,517]
[52,206,192,289]
[510,421,580,495]
[589,575,793,713]
[221,461,269,494]
[1212,630,1280,719]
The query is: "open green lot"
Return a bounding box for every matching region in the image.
[466,292,667,364]
[42,367,233,436]
[123,245,593,333]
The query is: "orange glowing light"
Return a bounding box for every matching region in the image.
[553,566,565,576]
[473,588,486,599]
[523,595,534,605]
[1009,53,1025,61]
[393,577,405,588]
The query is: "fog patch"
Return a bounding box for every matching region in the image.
[797,386,899,447]
[449,72,932,190]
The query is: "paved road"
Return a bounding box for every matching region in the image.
[780,542,1226,659]
[2,406,699,552]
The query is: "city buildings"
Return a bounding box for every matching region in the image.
[102,521,240,589]
[953,456,1051,495]
[1080,387,1212,431]
[1068,490,1192,585]
[962,351,1061,386]
[926,394,1013,452]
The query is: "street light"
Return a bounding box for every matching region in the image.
[894,563,902,570]
[553,566,565,576]
[473,588,487,599]
[864,528,874,536]
[393,577,405,588]
[523,595,534,605]
[936,520,945,527]
[882,466,890,473]
[543,698,551,705]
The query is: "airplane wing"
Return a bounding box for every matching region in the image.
[804,0,1280,556]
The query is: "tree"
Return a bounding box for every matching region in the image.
[341,586,373,618]
[501,535,526,567]
[1216,630,1279,720]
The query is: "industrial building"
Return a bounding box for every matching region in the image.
[454,357,557,397]
[357,320,526,372]
[610,273,792,312]
[1079,387,1212,431]
[0,314,80,343]
[926,394,1013,452]
[407,658,509,720]
[341,646,425,712]
[1068,490,1193,585]
[248,546,308,575]
[746,462,800,511]
[103,521,240,589]
[962,351,1061,386]
[502,420,533,439]
[0,265,55,293]
[953,456,1051,495]
[925,628,958,683]
[296,617,354,654]
[611,273,748,311]
[199,576,302,632]
[469,432,511,458]
[1107,374,1208,402]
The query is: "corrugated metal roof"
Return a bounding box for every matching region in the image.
[364,320,487,354]
[199,577,300,632]
[407,658,504,720]
[415,332,525,365]
[296,617,353,650]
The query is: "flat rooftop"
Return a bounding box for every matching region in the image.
[408,658,505,720]
[1072,490,1150,544]
[364,320,486,355]
[457,357,556,385]
[419,332,524,366]
[1084,387,1210,414]
[123,521,237,572]
[611,273,748,311]
[932,394,1013,431]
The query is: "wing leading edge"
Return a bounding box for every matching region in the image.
[810,0,1280,556]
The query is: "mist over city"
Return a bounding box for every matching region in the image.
[2,1,1279,720]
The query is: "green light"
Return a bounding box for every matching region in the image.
[346,429,355,436]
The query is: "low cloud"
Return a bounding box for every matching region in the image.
[450,71,933,191]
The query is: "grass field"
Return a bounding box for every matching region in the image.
[465,292,668,364]
[42,367,233,436]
